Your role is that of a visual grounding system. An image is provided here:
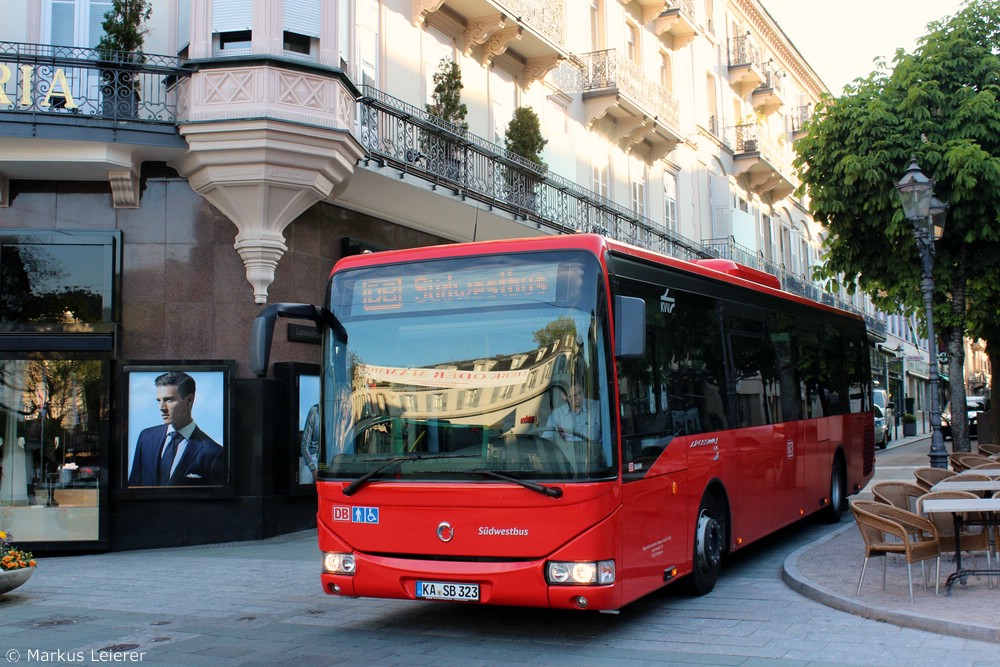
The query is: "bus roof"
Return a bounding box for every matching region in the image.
[330,234,863,322]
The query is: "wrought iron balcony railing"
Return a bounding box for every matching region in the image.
[577,49,680,128]
[731,122,797,183]
[791,104,812,133]
[358,85,704,260]
[757,65,784,93]
[496,0,565,47]
[0,41,184,125]
[671,0,697,18]
[728,35,762,68]
[357,87,881,331]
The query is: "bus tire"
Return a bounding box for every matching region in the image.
[819,459,845,524]
[686,493,725,596]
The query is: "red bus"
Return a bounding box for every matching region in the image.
[251,234,874,611]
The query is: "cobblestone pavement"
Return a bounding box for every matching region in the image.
[1,435,998,666]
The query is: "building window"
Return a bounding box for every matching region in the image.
[659,51,672,91]
[706,74,718,134]
[592,161,609,199]
[589,0,603,51]
[47,0,112,48]
[283,31,311,55]
[626,23,639,64]
[0,232,117,329]
[0,358,109,543]
[663,173,678,232]
[631,176,646,217]
[219,30,252,51]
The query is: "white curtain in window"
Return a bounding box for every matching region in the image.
[46,0,111,48]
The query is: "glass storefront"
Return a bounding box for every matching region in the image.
[0,230,118,546]
[1,359,108,542]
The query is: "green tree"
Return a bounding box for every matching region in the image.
[96,0,152,61]
[504,106,547,168]
[793,0,1000,453]
[425,58,468,132]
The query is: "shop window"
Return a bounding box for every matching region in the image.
[0,358,109,545]
[0,231,117,332]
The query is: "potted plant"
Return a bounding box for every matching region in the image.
[903,413,917,437]
[0,531,36,595]
[96,0,152,119]
[503,106,547,210]
[423,58,468,180]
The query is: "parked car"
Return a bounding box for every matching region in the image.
[941,396,988,439]
[872,388,894,445]
[873,404,888,450]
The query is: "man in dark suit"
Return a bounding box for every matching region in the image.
[128,372,224,486]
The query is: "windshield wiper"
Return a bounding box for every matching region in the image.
[342,453,470,496]
[463,469,563,499]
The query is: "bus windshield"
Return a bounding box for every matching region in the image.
[321,250,615,483]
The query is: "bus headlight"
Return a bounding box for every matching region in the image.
[323,552,356,575]
[546,560,615,585]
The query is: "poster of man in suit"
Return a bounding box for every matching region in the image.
[126,370,226,488]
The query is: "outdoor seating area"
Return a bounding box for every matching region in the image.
[851,447,1000,601]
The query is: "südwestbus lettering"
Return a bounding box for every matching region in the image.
[478,527,529,536]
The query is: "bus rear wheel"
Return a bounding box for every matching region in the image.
[686,494,725,595]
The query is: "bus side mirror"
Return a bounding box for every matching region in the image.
[614,295,645,360]
[249,303,323,377]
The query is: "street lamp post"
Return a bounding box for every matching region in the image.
[895,156,948,468]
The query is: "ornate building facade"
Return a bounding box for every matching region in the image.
[0,0,961,550]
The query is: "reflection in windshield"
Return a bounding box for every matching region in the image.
[322,252,615,482]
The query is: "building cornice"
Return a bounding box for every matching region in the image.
[731,0,828,100]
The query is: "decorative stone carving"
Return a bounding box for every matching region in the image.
[477,26,522,66]
[109,169,140,208]
[464,15,505,57]
[413,0,447,27]
[521,55,563,89]
[171,67,364,303]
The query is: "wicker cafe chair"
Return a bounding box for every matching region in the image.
[959,454,993,470]
[938,473,993,498]
[871,481,925,513]
[977,443,1000,456]
[851,500,941,602]
[971,462,1000,470]
[917,490,994,585]
[914,467,956,492]
[950,452,979,472]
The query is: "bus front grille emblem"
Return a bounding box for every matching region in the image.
[437,521,454,542]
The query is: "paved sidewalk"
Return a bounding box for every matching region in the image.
[783,433,1000,643]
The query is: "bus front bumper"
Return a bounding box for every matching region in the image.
[321,552,621,611]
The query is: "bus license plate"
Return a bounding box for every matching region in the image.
[415,581,480,601]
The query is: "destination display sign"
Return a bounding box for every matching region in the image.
[352,263,562,314]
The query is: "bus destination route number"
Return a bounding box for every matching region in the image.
[415,580,480,602]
